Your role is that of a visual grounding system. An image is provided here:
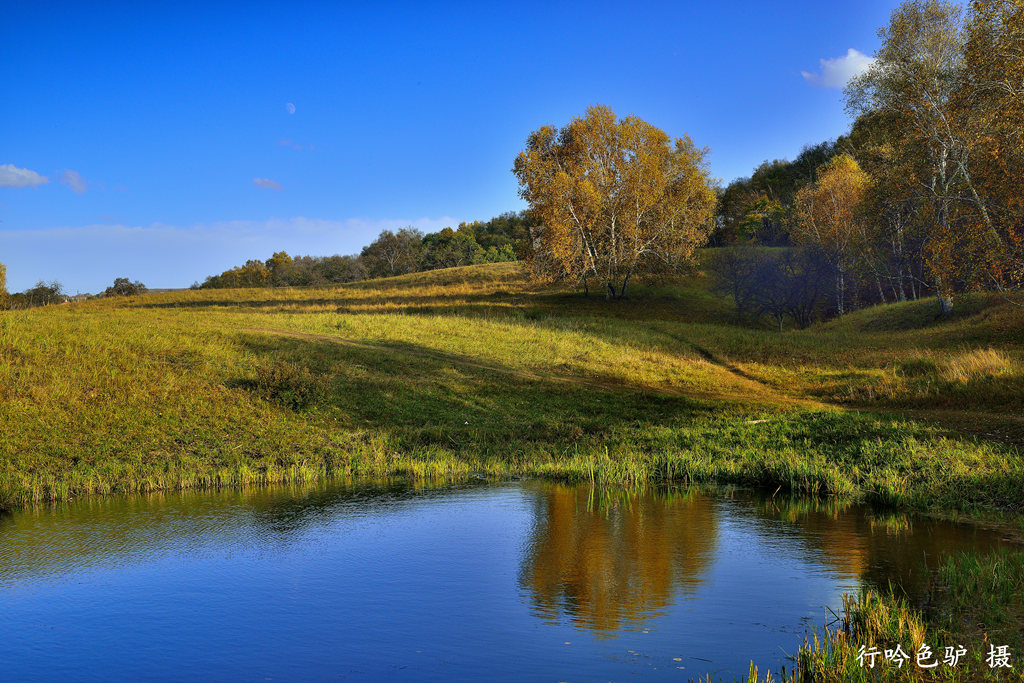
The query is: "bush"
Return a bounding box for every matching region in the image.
[710,247,830,329]
[250,361,330,410]
[899,357,939,378]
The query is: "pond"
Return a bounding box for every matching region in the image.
[0,480,1014,681]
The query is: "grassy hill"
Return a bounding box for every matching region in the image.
[1,258,1022,520]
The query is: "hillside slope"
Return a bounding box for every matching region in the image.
[1,260,1021,518]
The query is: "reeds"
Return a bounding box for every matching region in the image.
[746,562,1024,681]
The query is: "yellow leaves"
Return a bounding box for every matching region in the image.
[513,105,715,294]
[793,154,871,255]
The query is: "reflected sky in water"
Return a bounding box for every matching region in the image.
[0,480,1014,681]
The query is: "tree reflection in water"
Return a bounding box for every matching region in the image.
[519,483,718,634]
[519,485,1015,636]
[751,495,1013,604]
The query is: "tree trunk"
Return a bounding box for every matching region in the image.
[835,268,846,316]
[938,292,954,315]
[935,277,954,315]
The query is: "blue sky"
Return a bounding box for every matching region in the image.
[1,1,898,293]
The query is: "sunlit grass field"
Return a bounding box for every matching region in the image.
[2,258,1023,518]
[3,256,1024,680]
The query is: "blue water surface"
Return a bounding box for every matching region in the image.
[0,481,1011,681]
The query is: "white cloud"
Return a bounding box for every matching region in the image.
[286,102,296,114]
[253,177,283,190]
[0,164,49,188]
[61,169,88,194]
[802,49,875,88]
[0,216,460,292]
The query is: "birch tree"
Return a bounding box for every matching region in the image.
[963,0,1024,286]
[513,105,716,299]
[845,0,1022,312]
[793,154,871,315]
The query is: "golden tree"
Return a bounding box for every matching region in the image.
[847,0,971,314]
[846,0,1024,312]
[513,105,716,299]
[793,154,871,315]
[264,250,293,274]
[963,0,1024,286]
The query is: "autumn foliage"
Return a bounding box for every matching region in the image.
[712,0,1023,322]
[846,0,1024,311]
[514,105,716,299]
[793,154,871,315]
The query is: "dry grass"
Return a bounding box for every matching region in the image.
[943,347,1015,383]
[767,551,1024,682]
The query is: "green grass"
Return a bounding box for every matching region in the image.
[1,259,1022,516]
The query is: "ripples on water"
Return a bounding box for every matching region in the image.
[0,480,1012,681]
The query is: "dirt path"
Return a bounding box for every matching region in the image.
[652,327,830,410]
[652,328,1024,442]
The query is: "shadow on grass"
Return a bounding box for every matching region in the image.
[230,331,722,453]
[129,281,740,325]
[227,331,1024,515]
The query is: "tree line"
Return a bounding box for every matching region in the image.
[709,0,1023,327]
[0,276,148,310]
[196,211,534,289]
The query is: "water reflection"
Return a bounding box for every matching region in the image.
[749,495,1012,602]
[0,480,1017,681]
[1,481,1012,603]
[518,485,1015,636]
[0,478,481,585]
[520,484,718,633]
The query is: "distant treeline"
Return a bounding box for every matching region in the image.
[197,211,536,289]
[2,280,67,309]
[0,277,148,310]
